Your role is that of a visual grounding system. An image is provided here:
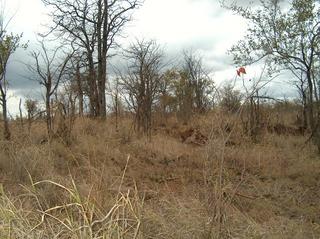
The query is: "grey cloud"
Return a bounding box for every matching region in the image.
[6,49,40,94]
[205,54,234,72]
[109,35,234,77]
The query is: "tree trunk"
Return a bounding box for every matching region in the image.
[2,94,10,140]
[96,0,108,119]
[302,90,308,130]
[76,63,84,117]
[87,54,99,117]
[78,93,84,117]
[45,92,52,137]
[19,98,23,128]
[27,111,31,134]
[99,73,107,118]
[307,71,315,130]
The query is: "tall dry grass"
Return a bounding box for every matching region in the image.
[0,157,143,238]
[0,109,319,238]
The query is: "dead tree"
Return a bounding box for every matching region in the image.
[157,69,177,121]
[41,0,141,118]
[63,54,87,117]
[75,63,84,116]
[174,70,194,124]
[0,14,24,140]
[19,98,23,128]
[294,71,308,131]
[59,81,77,118]
[109,77,122,130]
[28,41,71,137]
[182,50,214,113]
[119,40,164,137]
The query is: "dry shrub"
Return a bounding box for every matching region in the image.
[0,142,53,183]
[136,134,192,159]
[24,121,48,144]
[0,176,143,239]
[141,196,207,238]
[50,141,79,174]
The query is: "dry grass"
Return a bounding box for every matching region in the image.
[0,174,143,238]
[0,110,319,238]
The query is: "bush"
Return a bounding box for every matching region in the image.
[220,84,243,113]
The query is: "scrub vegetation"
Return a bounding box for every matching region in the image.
[0,0,319,238]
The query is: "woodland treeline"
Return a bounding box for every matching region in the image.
[0,0,319,148]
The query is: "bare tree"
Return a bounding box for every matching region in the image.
[157,69,178,121]
[170,69,193,123]
[182,50,214,113]
[161,51,215,124]
[75,62,85,116]
[63,54,87,117]
[293,70,308,130]
[0,3,24,140]
[119,40,165,137]
[28,41,71,137]
[108,77,122,130]
[59,81,78,118]
[41,0,142,118]
[220,84,243,113]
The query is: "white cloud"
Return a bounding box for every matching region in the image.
[6,0,48,40]
[123,0,246,46]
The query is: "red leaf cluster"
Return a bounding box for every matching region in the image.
[237,67,246,76]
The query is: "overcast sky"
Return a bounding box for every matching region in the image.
[4,0,295,116]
